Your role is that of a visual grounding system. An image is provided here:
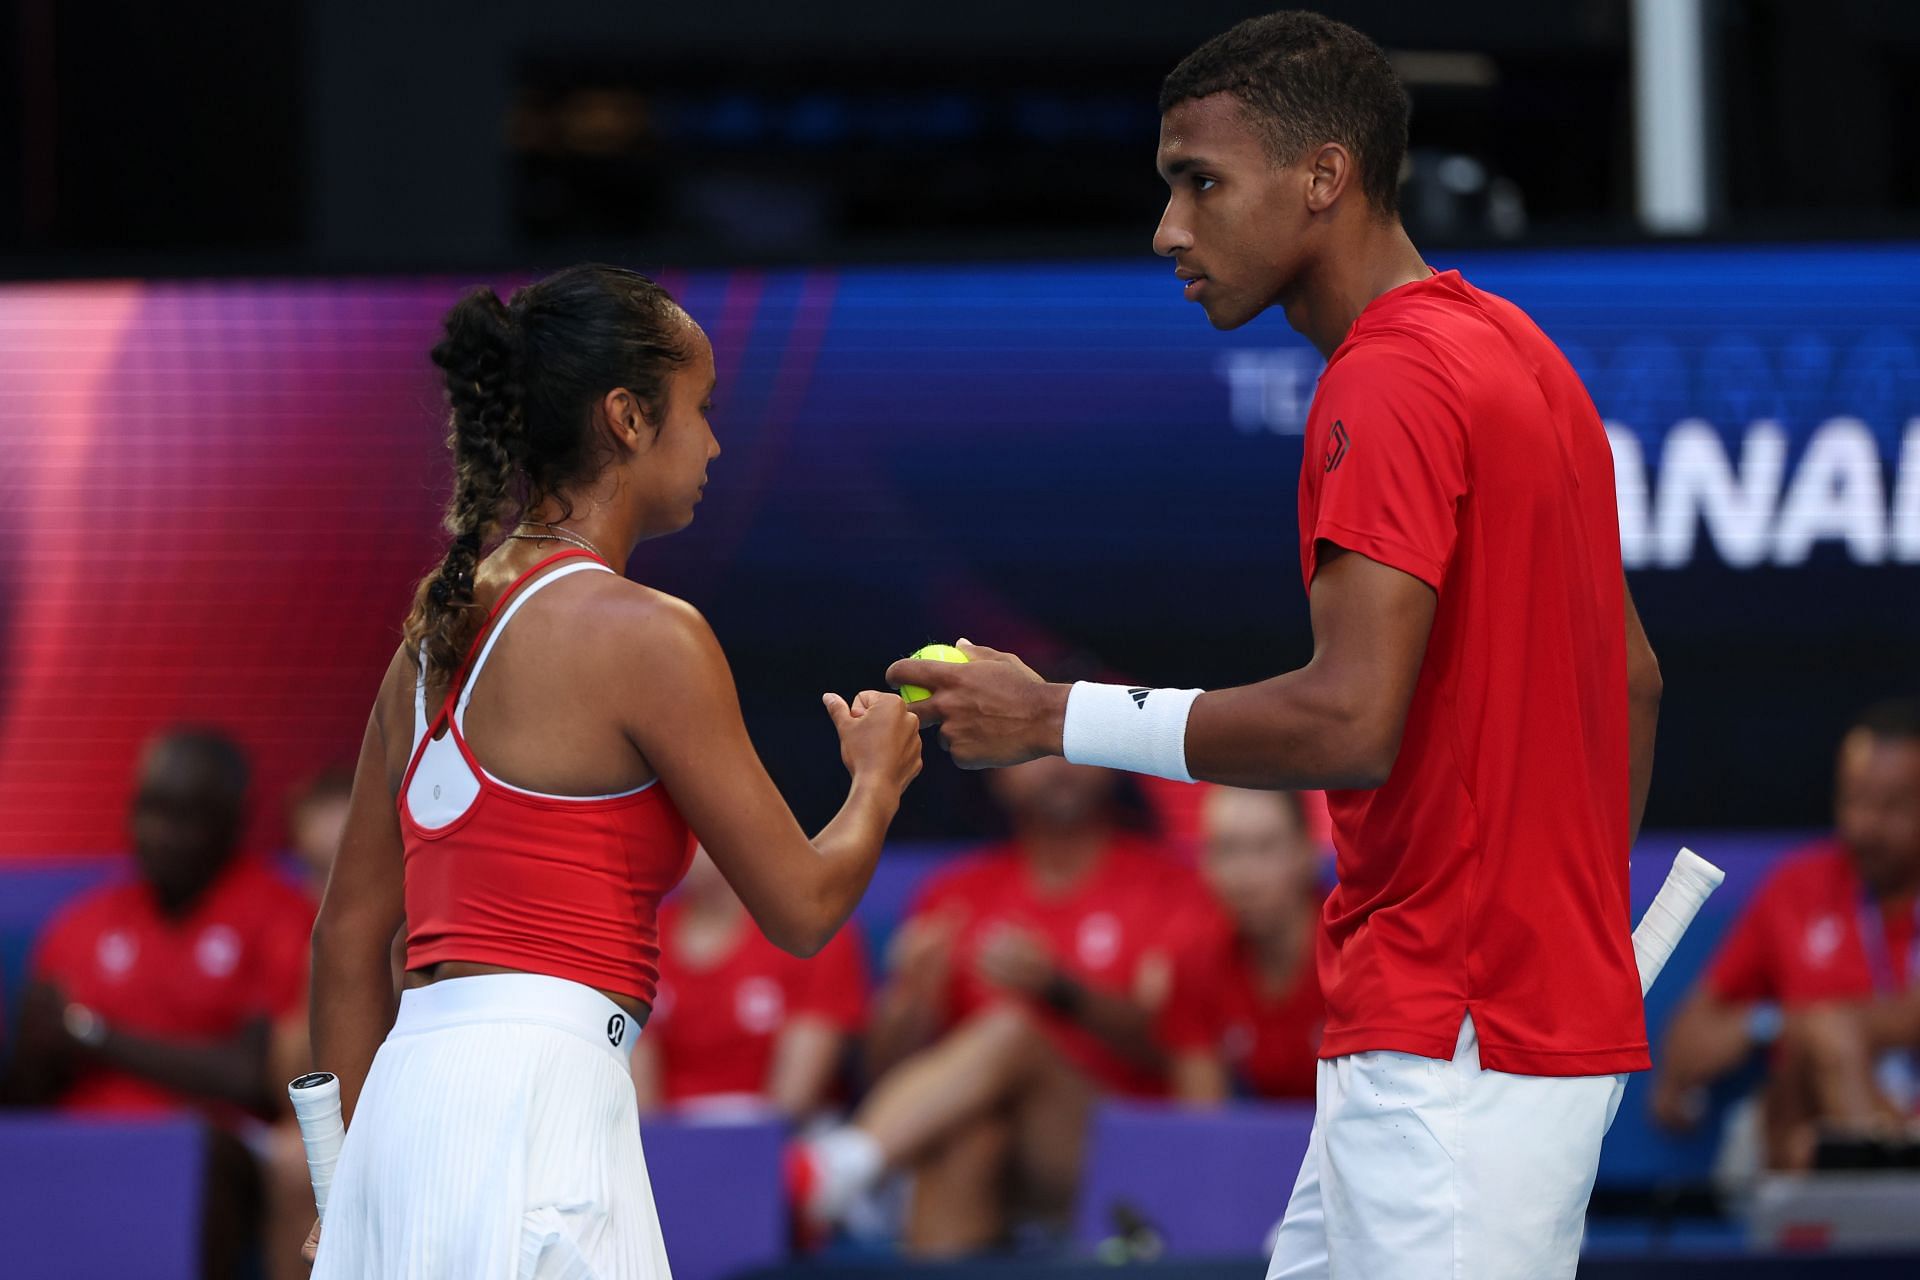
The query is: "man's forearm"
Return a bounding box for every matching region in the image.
[1170,1051,1231,1104]
[767,1019,845,1118]
[1051,978,1166,1073]
[91,1023,272,1112]
[898,548,1432,780]
[1861,993,1920,1052]
[1623,579,1661,844]
[1184,670,1401,791]
[864,983,945,1078]
[1662,991,1757,1090]
[0,1044,69,1106]
[630,1041,662,1115]
[1628,687,1660,845]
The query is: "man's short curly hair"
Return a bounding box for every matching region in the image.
[1160,11,1410,217]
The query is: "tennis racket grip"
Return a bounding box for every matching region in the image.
[1632,847,1725,995]
[288,1071,345,1220]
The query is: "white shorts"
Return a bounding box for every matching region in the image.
[313,974,672,1280]
[1267,1015,1627,1280]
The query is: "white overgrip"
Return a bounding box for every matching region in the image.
[1631,847,1726,996]
[288,1071,344,1220]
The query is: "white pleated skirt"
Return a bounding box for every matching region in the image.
[313,973,672,1280]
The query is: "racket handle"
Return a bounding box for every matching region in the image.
[288,1071,345,1220]
[1632,847,1725,995]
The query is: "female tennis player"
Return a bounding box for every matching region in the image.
[305,264,923,1277]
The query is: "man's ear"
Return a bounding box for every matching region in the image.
[1304,142,1356,214]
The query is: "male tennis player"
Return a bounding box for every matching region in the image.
[886,13,1663,1277]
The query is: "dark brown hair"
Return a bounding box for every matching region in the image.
[286,764,353,823]
[405,265,691,680]
[1160,10,1410,217]
[1851,698,1920,744]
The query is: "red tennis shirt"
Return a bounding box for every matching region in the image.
[909,834,1212,1095]
[647,907,868,1104]
[31,856,314,1116]
[1160,920,1324,1098]
[1707,839,1916,1005]
[1297,269,1647,1077]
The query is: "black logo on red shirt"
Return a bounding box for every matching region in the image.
[1325,420,1350,473]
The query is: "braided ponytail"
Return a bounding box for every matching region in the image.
[405,287,527,681]
[402,264,694,683]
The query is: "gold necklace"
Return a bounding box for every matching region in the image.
[507,521,608,561]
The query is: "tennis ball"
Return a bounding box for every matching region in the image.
[900,643,969,703]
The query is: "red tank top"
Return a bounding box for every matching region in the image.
[399,549,693,1007]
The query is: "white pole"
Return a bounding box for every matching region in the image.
[1632,0,1711,235]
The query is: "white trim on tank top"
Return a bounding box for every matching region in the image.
[407,560,655,830]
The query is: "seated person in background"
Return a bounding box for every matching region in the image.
[284,765,353,899]
[263,765,352,1280]
[1,727,315,1276]
[792,756,1212,1256]
[1162,787,1325,1102]
[634,845,868,1121]
[285,762,409,988]
[1654,699,1920,1168]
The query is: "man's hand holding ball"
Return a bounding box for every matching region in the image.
[883,640,1067,770]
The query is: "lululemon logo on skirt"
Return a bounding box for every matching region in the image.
[607,1013,627,1046]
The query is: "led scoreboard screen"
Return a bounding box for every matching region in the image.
[0,244,1914,853]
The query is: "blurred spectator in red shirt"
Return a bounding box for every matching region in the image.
[261,765,352,1280]
[285,765,353,899]
[633,846,868,1121]
[1,727,314,1275]
[1655,700,1920,1168]
[4,728,310,1115]
[791,756,1212,1255]
[1162,787,1324,1102]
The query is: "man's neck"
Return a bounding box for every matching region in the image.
[152,869,228,921]
[155,893,201,921]
[1871,863,1920,905]
[1245,897,1317,983]
[1019,825,1111,892]
[1288,219,1431,359]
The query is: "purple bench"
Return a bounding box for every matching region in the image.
[0,826,1826,1274]
[0,1113,784,1280]
[0,1114,205,1279]
[1074,1100,1314,1257]
[1068,835,1821,1260]
[645,1117,789,1280]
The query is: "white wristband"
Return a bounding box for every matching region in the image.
[1061,682,1201,783]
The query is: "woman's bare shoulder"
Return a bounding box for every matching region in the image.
[573,574,715,646]
[566,575,732,699]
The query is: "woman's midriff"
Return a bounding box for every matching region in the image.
[406,960,651,1021]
